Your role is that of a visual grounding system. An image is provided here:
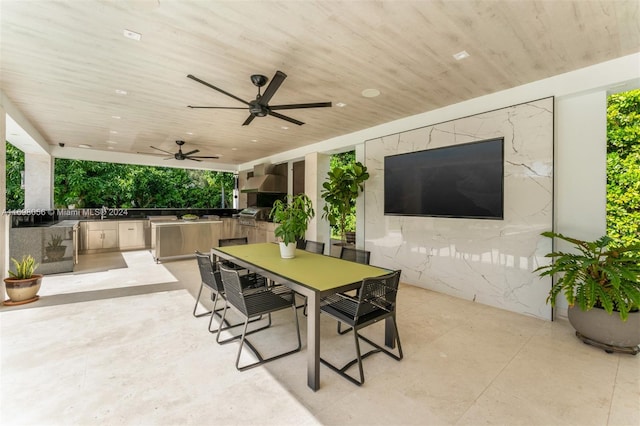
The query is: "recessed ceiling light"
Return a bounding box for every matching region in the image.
[110,130,118,134]
[453,50,470,60]
[78,144,91,148]
[123,29,141,41]
[335,102,347,108]
[361,88,380,98]
[281,126,289,130]
[231,148,238,151]
[111,115,121,119]
[115,89,127,95]
[251,139,258,143]
[106,140,118,144]
[186,132,193,135]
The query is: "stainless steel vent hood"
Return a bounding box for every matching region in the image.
[241,163,287,193]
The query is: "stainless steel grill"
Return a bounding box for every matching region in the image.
[237,207,271,227]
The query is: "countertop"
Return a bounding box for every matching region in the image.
[151,220,223,227]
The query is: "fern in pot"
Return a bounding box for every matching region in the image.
[535,231,640,353]
[269,194,315,258]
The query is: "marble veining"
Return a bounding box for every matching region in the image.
[365,98,554,320]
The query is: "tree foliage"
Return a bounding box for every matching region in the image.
[5,142,25,210]
[4,149,234,209]
[52,159,234,208]
[607,89,640,246]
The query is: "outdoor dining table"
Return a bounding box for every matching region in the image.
[210,242,393,391]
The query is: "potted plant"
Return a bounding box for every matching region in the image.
[45,232,66,262]
[535,231,640,354]
[3,255,43,305]
[321,161,369,250]
[269,194,315,258]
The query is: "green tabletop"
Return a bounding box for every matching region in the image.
[216,243,388,292]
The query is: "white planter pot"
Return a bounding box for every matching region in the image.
[279,242,296,259]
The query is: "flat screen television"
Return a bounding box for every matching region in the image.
[384,138,504,219]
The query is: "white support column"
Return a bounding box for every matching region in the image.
[554,89,608,317]
[24,153,54,210]
[1,108,8,298]
[304,152,330,253]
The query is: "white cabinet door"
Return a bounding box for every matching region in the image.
[102,230,118,249]
[87,230,103,250]
[118,221,145,249]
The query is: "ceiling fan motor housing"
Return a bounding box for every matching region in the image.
[249,100,268,116]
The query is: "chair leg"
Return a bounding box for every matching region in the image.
[234,304,302,371]
[193,283,213,318]
[321,317,403,386]
[356,316,403,361]
[215,303,273,344]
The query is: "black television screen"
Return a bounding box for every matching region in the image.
[384,138,504,219]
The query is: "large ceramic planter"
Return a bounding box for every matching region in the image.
[279,242,296,259]
[568,306,640,354]
[3,274,43,305]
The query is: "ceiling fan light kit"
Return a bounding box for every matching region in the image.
[187,70,332,126]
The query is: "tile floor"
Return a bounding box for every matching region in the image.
[1,250,638,425]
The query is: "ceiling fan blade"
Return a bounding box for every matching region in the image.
[259,70,286,106]
[150,146,174,155]
[190,155,220,159]
[187,74,251,107]
[187,106,247,109]
[182,149,199,156]
[242,114,256,126]
[268,111,304,126]
[137,151,163,156]
[270,102,332,110]
[187,157,203,162]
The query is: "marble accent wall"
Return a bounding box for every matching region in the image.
[365,98,553,320]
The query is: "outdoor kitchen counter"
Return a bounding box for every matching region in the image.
[151,220,223,262]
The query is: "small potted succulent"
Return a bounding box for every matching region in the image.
[3,255,43,305]
[269,194,315,258]
[535,231,640,354]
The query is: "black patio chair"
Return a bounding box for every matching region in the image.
[192,251,266,334]
[320,270,403,386]
[337,246,372,302]
[339,246,371,265]
[217,237,250,271]
[216,264,302,371]
[304,239,325,255]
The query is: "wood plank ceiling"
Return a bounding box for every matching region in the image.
[1,0,638,166]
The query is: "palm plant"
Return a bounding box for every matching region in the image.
[535,231,640,320]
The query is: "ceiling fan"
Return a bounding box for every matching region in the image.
[140,140,219,162]
[186,70,332,126]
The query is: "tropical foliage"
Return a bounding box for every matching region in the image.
[607,89,640,246]
[535,232,640,321]
[270,194,315,245]
[53,158,234,208]
[322,152,369,241]
[8,255,39,280]
[5,142,25,209]
[4,145,234,210]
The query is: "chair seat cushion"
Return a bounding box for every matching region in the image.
[321,297,387,327]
